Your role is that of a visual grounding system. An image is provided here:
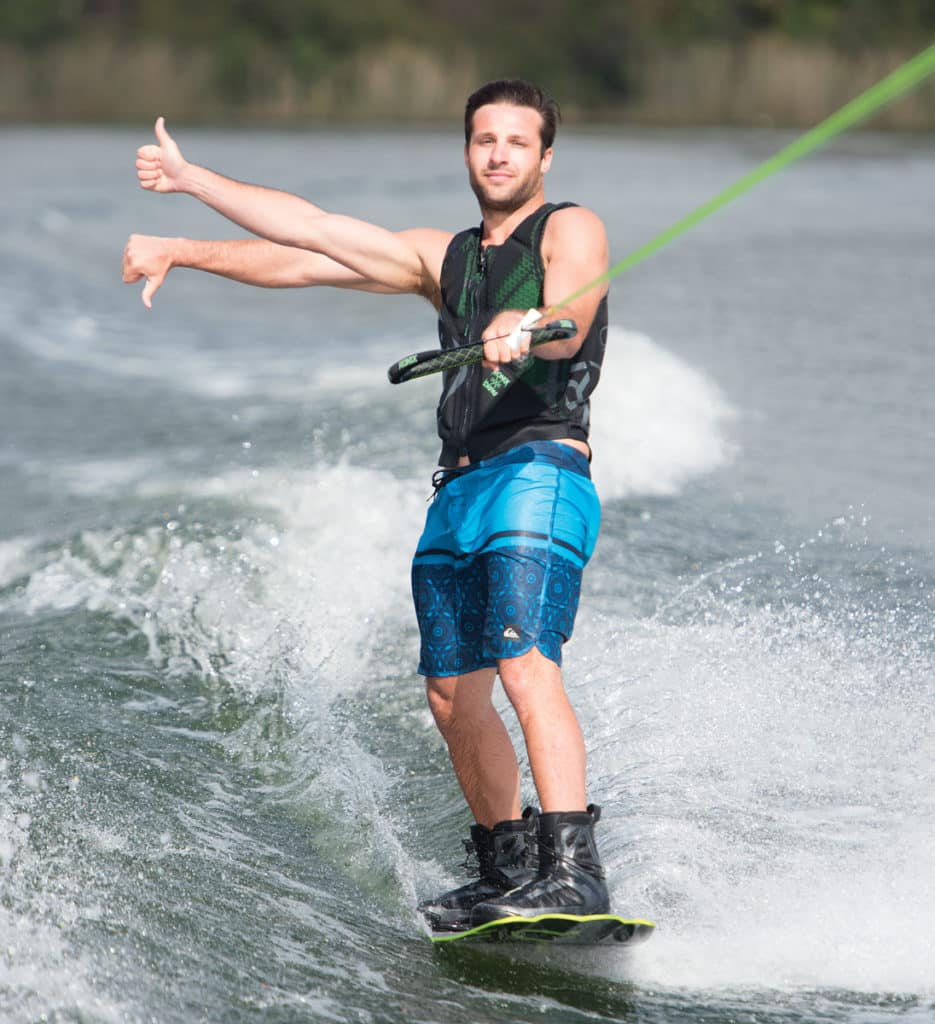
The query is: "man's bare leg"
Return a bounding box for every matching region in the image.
[497,645,586,812]
[426,668,522,827]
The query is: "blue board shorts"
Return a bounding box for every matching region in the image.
[411,440,601,677]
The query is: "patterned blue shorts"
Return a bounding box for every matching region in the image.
[411,441,601,677]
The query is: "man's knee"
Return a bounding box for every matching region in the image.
[425,669,496,735]
[426,676,456,731]
[498,647,563,719]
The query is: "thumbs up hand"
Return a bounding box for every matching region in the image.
[136,116,188,193]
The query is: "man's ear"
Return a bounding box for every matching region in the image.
[541,147,553,174]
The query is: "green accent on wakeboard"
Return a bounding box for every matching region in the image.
[430,912,656,946]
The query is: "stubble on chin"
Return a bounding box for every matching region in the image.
[470,172,541,214]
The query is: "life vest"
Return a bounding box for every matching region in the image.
[435,202,608,466]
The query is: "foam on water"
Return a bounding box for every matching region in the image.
[0,539,35,589]
[6,461,423,694]
[1,459,435,1019]
[571,558,935,997]
[568,364,934,1000]
[591,328,737,501]
[0,755,134,1024]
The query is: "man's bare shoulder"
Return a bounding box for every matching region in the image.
[541,206,608,273]
[545,205,608,244]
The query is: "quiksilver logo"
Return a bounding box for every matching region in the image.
[502,625,521,641]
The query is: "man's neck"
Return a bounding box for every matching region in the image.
[480,194,546,246]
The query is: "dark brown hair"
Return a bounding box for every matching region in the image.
[464,80,561,153]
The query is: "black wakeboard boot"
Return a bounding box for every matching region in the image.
[418,807,538,932]
[469,803,610,926]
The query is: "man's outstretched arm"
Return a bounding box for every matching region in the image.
[135,117,444,299]
[122,231,447,309]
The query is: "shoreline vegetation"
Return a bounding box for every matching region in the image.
[2,1,934,129]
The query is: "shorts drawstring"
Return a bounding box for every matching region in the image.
[429,466,470,500]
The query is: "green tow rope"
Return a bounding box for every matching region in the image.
[546,40,935,314]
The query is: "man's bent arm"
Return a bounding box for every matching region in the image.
[480,207,609,367]
[537,206,609,361]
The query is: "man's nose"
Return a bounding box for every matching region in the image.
[488,142,508,164]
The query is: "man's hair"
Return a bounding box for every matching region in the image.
[464,80,561,153]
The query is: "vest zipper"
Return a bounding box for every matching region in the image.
[458,237,488,455]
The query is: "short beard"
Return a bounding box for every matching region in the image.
[469,169,542,213]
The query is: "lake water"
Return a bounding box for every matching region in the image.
[1,123,933,1022]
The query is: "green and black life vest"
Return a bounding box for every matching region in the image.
[435,202,608,466]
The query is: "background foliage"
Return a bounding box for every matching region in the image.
[2,0,934,122]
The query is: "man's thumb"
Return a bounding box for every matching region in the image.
[154,115,170,145]
[141,275,160,309]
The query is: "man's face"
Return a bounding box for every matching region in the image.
[465,103,552,213]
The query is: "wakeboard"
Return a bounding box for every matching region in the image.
[430,913,655,946]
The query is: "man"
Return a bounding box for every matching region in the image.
[123,80,611,931]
